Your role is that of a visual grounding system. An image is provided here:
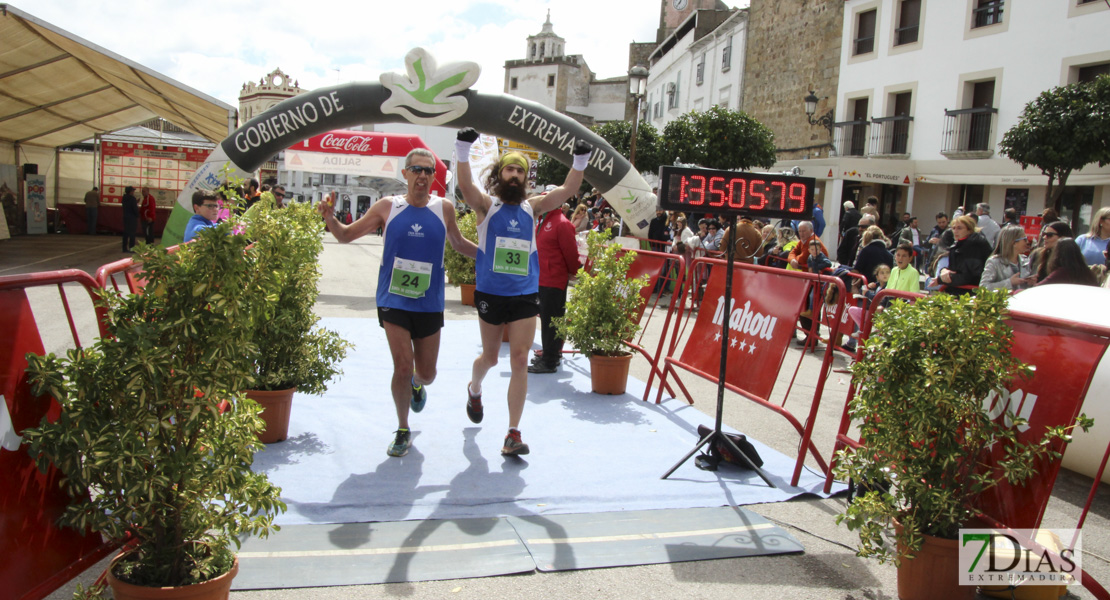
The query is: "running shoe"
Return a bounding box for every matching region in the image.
[527,361,558,374]
[501,429,530,456]
[387,429,411,457]
[411,377,427,413]
[466,383,483,424]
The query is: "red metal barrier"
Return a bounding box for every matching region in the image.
[825,288,1110,600]
[0,270,117,600]
[651,257,848,486]
[616,248,684,403]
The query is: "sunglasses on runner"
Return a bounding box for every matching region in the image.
[406,166,435,175]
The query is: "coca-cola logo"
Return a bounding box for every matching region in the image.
[319,133,375,153]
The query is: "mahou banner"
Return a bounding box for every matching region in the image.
[976,315,1109,529]
[680,266,810,400]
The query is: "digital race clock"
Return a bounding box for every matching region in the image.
[657,165,815,221]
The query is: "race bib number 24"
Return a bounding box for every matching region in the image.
[389,257,433,299]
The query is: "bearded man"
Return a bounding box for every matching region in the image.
[454,127,592,456]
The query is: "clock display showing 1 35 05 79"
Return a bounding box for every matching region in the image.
[656,165,815,221]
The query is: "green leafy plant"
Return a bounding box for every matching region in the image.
[1000,75,1110,216]
[444,209,478,286]
[241,197,351,393]
[555,230,649,357]
[661,104,777,170]
[834,291,1092,565]
[22,223,286,588]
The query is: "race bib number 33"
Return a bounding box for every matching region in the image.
[389,257,433,299]
[493,237,530,276]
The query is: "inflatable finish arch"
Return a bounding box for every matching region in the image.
[165,48,657,246]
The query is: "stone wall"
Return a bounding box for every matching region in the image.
[742,0,843,160]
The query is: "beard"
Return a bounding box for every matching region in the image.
[492,175,527,205]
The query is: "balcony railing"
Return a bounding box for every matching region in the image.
[832,120,870,157]
[869,115,913,157]
[940,107,998,158]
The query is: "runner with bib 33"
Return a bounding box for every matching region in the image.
[454,127,593,456]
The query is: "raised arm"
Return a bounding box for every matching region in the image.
[443,202,478,259]
[454,128,493,217]
[532,140,593,217]
[317,192,387,243]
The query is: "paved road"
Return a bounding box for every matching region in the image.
[7,233,1104,600]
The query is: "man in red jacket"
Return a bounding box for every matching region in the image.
[529,195,582,374]
[140,187,157,244]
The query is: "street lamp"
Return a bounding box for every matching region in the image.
[804,90,835,137]
[628,65,649,169]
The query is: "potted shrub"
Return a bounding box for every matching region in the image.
[443,208,478,306]
[833,290,1091,600]
[240,197,352,443]
[556,230,649,394]
[22,224,286,599]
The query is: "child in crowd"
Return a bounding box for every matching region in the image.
[924,251,949,292]
[887,243,921,294]
[847,264,891,332]
[806,238,832,273]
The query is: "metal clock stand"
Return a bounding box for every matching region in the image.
[660,213,776,487]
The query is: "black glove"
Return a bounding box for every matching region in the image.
[573,140,593,157]
[457,127,479,143]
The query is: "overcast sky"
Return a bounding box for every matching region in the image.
[18,0,689,107]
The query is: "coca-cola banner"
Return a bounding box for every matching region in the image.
[284,131,420,178]
[299,131,387,154]
[680,264,810,400]
[165,47,655,246]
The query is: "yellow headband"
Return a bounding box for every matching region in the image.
[499,152,529,171]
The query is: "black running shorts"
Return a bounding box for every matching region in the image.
[473,290,541,325]
[377,307,444,339]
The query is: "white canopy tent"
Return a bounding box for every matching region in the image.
[0,4,235,148]
[0,4,236,229]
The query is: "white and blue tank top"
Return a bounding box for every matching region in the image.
[476,199,540,296]
[376,195,447,312]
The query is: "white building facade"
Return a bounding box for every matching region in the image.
[774,0,1110,243]
[503,12,628,126]
[646,9,748,131]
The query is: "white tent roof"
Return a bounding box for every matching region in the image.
[0,4,236,148]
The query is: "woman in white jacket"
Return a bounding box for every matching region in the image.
[980,225,1035,291]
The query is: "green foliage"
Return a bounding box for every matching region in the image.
[22,223,286,588]
[661,105,777,171]
[592,119,662,175]
[444,209,478,286]
[555,230,649,356]
[536,154,573,191]
[241,197,352,393]
[1000,75,1110,206]
[71,582,108,600]
[833,291,1092,564]
[535,119,663,188]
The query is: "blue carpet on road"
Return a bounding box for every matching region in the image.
[252,318,841,526]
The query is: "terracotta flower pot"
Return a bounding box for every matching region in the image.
[895,522,975,600]
[460,283,476,307]
[245,387,296,444]
[588,353,633,395]
[107,556,239,600]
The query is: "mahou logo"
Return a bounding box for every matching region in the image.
[320,133,375,153]
[711,297,778,341]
